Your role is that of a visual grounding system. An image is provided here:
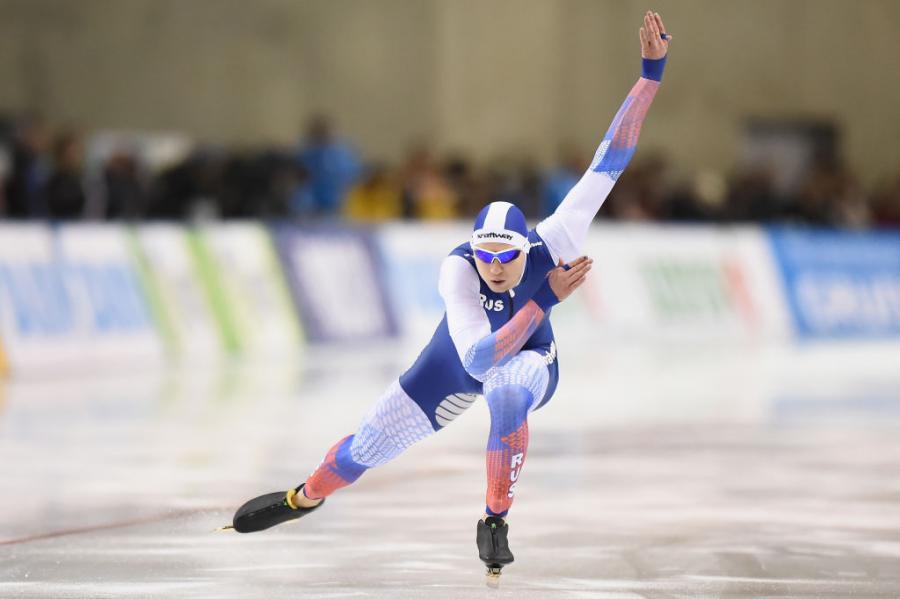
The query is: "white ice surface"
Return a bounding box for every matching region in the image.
[2,344,900,598]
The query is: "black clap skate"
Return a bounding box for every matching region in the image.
[476,516,514,586]
[219,484,324,533]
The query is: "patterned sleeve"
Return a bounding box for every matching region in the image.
[536,77,660,264]
[439,255,555,381]
[461,302,548,380]
[439,255,492,365]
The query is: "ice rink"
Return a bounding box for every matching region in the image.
[2,343,900,598]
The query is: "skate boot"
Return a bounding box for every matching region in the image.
[224,484,324,533]
[476,515,514,586]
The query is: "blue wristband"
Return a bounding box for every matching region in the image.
[641,55,667,82]
[531,283,560,313]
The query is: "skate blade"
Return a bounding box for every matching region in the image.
[214,525,235,532]
[485,565,502,588]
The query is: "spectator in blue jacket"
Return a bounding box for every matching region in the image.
[295,115,361,217]
[541,143,586,218]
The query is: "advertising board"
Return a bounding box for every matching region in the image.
[273,225,397,344]
[0,224,162,374]
[767,227,900,339]
[195,222,303,360]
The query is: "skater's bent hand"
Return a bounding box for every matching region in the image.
[547,256,592,302]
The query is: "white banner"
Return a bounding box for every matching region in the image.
[134,224,225,364]
[0,224,163,375]
[378,222,470,345]
[196,222,303,361]
[375,222,791,345]
[573,224,790,343]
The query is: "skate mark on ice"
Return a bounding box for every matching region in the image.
[0,507,211,546]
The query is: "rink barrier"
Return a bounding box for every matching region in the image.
[574,225,791,342]
[377,222,470,341]
[133,223,228,363]
[0,223,163,375]
[1,221,899,377]
[767,227,900,339]
[374,223,900,343]
[186,231,242,353]
[127,229,177,352]
[193,223,303,361]
[272,224,399,344]
[374,223,793,343]
[132,222,304,362]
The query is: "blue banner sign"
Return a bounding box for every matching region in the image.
[272,225,398,343]
[768,227,900,339]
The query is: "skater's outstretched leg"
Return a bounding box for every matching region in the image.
[301,434,367,501]
[231,380,436,532]
[304,380,436,499]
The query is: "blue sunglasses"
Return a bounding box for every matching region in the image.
[473,247,522,264]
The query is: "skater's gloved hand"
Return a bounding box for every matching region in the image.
[539,256,592,308]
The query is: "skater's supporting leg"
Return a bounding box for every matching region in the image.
[485,385,530,517]
[483,351,549,517]
[304,380,435,500]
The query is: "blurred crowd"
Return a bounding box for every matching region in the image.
[1,113,899,228]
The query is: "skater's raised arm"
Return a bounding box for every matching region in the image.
[440,255,591,380]
[536,11,671,263]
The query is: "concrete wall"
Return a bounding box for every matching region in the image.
[1,0,898,182]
